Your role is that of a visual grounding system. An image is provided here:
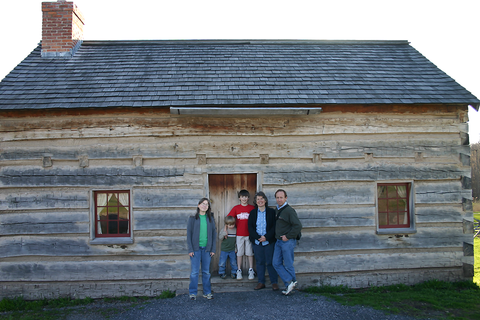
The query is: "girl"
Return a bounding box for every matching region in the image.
[186,197,217,300]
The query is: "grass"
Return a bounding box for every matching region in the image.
[475,237,480,287]
[304,280,480,319]
[0,290,176,320]
[304,229,480,319]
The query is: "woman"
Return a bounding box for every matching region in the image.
[247,191,279,291]
[187,197,217,300]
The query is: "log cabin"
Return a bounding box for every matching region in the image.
[0,0,479,299]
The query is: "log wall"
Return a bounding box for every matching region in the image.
[0,105,474,299]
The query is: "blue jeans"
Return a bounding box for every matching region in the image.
[189,247,212,295]
[253,242,278,285]
[218,250,237,275]
[272,239,297,287]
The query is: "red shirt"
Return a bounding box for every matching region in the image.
[227,204,255,236]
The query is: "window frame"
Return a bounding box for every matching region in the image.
[375,181,416,235]
[90,189,134,245]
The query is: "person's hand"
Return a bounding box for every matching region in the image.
[259,236,266,242]
[281,235,288,241]
[189,252,194,257]
[210,252,215,257]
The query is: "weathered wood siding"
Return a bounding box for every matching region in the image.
[0,105,474,299]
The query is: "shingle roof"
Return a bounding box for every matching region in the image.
[0,40,478,110]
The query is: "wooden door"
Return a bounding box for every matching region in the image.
[208,173,257,275]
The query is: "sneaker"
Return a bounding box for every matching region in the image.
[189,294,196,300]
[231,273,236,279]
[248,268,255,280]
[203,293,214,300]
[236,269,243,280]
[282,281,297,295]
[220,273,226,279]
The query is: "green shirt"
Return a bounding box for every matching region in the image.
[199,214,208,247]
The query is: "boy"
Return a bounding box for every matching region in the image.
[218,216,238,279]
[227,189,255,280]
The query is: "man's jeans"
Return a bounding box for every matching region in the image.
[272,239,297,287]
[218,250,238,275]
[189,247,212,295]
[253,242,278,285]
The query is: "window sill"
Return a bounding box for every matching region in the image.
[376,228,417,235]
[90,237,133,245]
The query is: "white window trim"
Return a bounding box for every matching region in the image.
[375,180,416,235]
[89,188,134,245]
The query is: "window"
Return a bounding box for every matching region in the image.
[93,190,131,238]
[377,182,415,233]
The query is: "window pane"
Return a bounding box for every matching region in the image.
[388,199,398,211]
[95,190,131,237]
[398,199,407,211]
[377,183,411,229]
[378,186,387,198]
[108,193,118,206]
[119,207,129,220]
[388,212,398,225]
[397,185,407,198]
[97,193,107,206]
[387,186,397,197]
[398,212,407,225]
[109,221,118,234]
[98,221,107,234]
[119,221,129,234]
[97,207,107,220]
[378,199,388,212]
[119,193,129,206]
[378,212,388,226]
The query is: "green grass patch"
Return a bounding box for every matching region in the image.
[475,237,480,287]
[304,280,480,319]
[0,290,175,320]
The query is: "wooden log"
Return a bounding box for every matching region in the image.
[0,235,188,258]
[0,135,463,160]
[295,227,469,253]
[415,181,471,204]
[0,188,89,210]
[0,258,191,281]
[135,208,195,230]
[296,206,375,227]
[0,210,88,235]
[294,250,463,274]
[267,162,468,183]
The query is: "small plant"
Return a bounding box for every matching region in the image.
[157,289,176,299]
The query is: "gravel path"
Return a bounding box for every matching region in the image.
[65,290,425,320]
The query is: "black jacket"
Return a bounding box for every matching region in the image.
[248,207,277,245]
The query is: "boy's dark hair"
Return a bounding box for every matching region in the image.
[224,216,235,225]
[238,189,250,198]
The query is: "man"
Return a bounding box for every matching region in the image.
[272,189,302,295]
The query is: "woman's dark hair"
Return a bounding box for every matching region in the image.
[195,197,213,222]
[253,191,268,207]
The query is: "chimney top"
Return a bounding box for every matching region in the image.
[41,1,85,58]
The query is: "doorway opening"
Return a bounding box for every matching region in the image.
[208,173,257,275]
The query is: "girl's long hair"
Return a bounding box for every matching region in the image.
[195,197,213,222]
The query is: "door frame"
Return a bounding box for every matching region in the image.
[206,172,260,275]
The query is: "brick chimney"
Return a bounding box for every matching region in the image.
[41,0,85,58]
